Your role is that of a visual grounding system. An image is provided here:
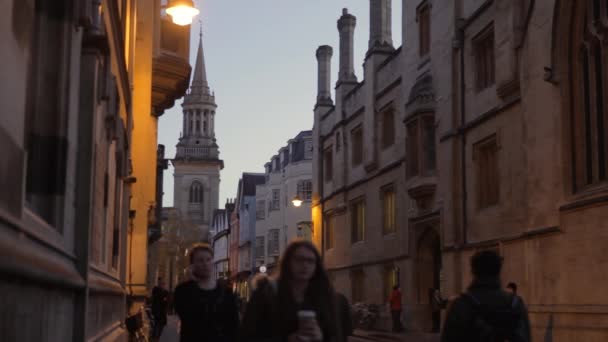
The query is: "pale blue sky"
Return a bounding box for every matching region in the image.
[159,0,402,207]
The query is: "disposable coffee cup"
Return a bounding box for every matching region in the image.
[297,310,316,321]
[297,311,316,341]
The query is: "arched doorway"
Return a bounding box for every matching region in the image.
[416,227,441,332]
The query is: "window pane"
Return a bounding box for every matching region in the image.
[476,137,499,208]
[594,43,606,180]
[324,148,333,181]
[419,5,430,56]
[352,128,363,166]
[582,48,594,185]
[325,215,334,250]
[383,189,396,234]
[423,116,436,172]
[474,26,494,90]
[382,110,395,148]
[407,122,420,178]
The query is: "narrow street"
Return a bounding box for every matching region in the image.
[159,315,439,342]
[159,316,179,342]
[2,1,607,341]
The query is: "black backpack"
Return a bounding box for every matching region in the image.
[463,292,526,342]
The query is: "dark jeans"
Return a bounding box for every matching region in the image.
[391,310,403,332]
[151,320,165,338]
[432,310,441,332]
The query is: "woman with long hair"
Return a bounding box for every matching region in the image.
[240,240,352,342]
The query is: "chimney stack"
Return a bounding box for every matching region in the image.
[337,8,357,83]
[369,0,393,50]
[316,45,333,105]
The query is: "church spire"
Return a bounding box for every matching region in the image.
[190,29,210,96]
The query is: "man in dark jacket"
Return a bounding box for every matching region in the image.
[150,277,169,341]
[441,250,531,342]
[174,243,239,342]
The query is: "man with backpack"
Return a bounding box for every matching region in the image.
[441,250,531,342]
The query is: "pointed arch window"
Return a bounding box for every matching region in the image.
[570,4,608,192]
[189,181,204,203]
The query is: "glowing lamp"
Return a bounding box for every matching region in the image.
[292,195,303,207]
[166,0,200,26]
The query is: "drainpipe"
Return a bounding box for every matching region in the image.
[456,19,468,246]
[319,142,325,259]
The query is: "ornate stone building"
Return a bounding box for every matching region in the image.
[311,0,608,339]
[172,32,224,242]
[0,0,192,340]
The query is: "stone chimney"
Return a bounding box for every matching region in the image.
[316,45,333,105]
[337,8,357,84]
[369,0,393,50]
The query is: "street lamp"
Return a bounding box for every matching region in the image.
[292,195,303,207]
[259,265,267,274]
[291,195,303,207]
[165,0,200,26]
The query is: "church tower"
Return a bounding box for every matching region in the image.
[172,31,223,240]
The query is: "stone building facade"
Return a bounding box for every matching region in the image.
[256,131,314,275]
[0,0,192,340]
[311,0,608,339]
[211,200,235,281]
[234,173,266,300]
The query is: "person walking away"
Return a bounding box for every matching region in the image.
[441,250,531,342]
[174,243,239,342]
[389,285,404,332]
[239,240,352,342]
[430,288,446,333]
[150,277,169,341]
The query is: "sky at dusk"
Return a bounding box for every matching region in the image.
[159,0,403,207]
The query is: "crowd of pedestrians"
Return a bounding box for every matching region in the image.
[148,242,530,342]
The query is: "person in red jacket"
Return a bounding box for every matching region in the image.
[388,285,404,332]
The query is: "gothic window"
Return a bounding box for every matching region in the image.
[382,108,395,148]
[189,181,204,203]
[474,24,495,91]
[324,147,333,181]
[351,126,363,167]
[406,113,436,178]
[417,1,431,57]
[351,269,365,303]
[474,135,500,208]
[324,214,334,250]
[383,265,398,302]
[351,197,366,243]
[382,185,396,235]
[570,3,608,192]
[336,132,341,151]
[24,1,74,227]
